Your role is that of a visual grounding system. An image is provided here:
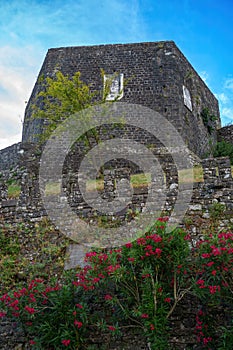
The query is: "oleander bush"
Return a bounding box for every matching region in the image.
[1,219,233,349]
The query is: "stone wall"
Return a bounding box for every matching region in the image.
[217,124,233,144]
[1,40,231,350]
[22,41,220,158]
[0,156,232,349]
[0,142,21,172]
[99,157,233,240]
[0,154,232,232]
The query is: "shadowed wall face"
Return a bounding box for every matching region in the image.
[217,125,233,145]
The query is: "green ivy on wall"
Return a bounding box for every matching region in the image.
[201,107,218,134]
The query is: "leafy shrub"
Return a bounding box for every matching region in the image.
[209,202,226,220]
[213,141,233,165]
[7,182,21,198]
[1,220,233,349]
[192,231,233,348]
[0,277,88,349]
[201,107,218,134]
[74,218,191,349]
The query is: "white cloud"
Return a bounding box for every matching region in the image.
[214,77,233,126]
[215,92,229,104]
[224,78,233,90]
[221,107,233,122]
[200,71,209,84]
[0,133,22,150]
[0,45,43,150]
[0,0,146,152]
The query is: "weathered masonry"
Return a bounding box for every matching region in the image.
[22,41,220,158]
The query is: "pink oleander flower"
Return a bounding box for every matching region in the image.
[98,253,108,262]
[203,337,212,345]
[149,234,162,243]
[196,279,205,288]
[92,277,100,284]
[106,264,121,274]
[61,339,71,346]
[155,248,162,256]
[212,247,221,256]
[25,306,35,314]
[104,294,113,300]
[184,234,191,240]
[157,216,169,222]
[128,257,135,262]
[202,253,211,258]
[74,320,83,328]
[9,300,19,311]
[164,297,171,303]
[137,237,146,246]
[208,285,220,294]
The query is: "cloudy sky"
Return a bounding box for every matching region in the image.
[0,0,233,149]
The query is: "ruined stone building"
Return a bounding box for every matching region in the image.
[0,41,232,227]
[22,41,220,158]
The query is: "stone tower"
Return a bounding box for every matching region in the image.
[22,41,220,158]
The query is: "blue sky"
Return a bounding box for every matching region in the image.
[0,0,233,149]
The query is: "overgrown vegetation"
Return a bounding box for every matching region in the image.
[32,70,126,176]
[33,71,95,144]
[33,70,124,145]
[0,220,69,293]
[201,107,218,134]
[84,165,233,192]
[7,180,21,198]
[1,219,233,349]
[213,140,233,165]
[1,67,233,349]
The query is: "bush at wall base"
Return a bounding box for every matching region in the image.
[1,219,233,349]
